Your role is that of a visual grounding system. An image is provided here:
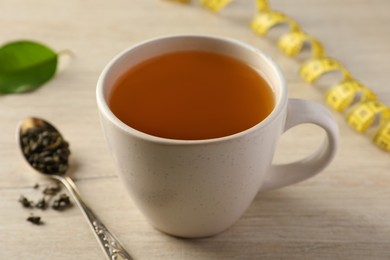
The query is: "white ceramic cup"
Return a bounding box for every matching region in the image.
[96,35,339,238]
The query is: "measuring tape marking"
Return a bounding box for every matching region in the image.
[373,119,390,151]
[299,57,352,84]
[325,80,377,112]
[346,100,390,133]
[277,31,325,58]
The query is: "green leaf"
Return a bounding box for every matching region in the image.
[0,40,58,94]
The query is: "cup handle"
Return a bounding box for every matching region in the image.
[260,99,339,191]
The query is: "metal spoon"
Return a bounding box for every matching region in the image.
[18,117,133,260]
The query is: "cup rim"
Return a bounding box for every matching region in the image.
[96,34,288,145]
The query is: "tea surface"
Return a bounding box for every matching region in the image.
[109,51,274,140]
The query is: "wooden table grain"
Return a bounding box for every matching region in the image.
[1,0,389,259]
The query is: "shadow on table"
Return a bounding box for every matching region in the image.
[168,187,384,259]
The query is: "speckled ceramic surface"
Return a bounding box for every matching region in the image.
[97,35,339,238]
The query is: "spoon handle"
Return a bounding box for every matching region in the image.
[58,176,134,260]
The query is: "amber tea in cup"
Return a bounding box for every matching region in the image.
[108,50,275,140]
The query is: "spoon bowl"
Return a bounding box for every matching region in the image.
[19,117,69,176]
[18,117,133,260]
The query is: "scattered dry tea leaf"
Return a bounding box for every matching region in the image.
[18,195,33,208]
[19,181,72,225]
[52,193,72,211]
[27,215,43,225]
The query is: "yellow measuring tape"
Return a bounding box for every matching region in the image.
[165,0,390,152]
[346,100,390,133]
[373,119,390,151]
[251,11,301,37]
[277,31,325,58]
[299,57,352,84]
[200,0,233,12]
[326,80,377,112]
[256,0,269,12]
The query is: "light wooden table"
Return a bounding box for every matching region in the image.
[1,0,389,259]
